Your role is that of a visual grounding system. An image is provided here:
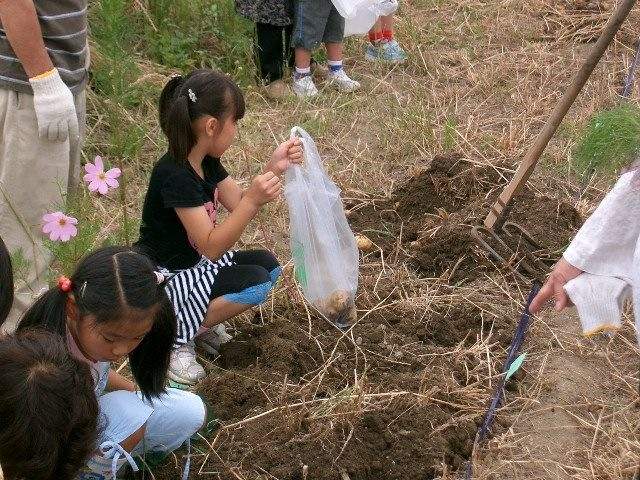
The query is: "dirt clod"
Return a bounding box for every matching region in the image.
[349,154,581,283]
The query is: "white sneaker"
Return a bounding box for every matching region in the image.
[292,75,318,97]
[194,323,233,356]
[327,69,361,93]
[168,342,206,385]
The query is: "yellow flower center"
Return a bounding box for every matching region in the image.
[98,172,106,180]
[58,218,67,226]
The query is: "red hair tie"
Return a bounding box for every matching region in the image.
[57,276,72,293]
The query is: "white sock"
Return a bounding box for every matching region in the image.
[294,66,311,79]
[328,60,343,73]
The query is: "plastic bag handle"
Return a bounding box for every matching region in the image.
[289,126,325,175]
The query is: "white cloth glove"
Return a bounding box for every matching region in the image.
[564,273,631,336]
[28,68,79,142]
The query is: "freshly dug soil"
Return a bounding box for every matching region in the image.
[348,154,581,283]
[147,154,579,480]
[148,283,519,480]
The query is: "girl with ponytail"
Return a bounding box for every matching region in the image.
[13,246,206,480]
[0,238,98,480]
[136,69,302,385]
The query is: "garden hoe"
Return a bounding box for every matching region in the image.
[472,0,637,282]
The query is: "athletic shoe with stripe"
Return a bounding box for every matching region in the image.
[168,342,206,386]
[194,323,233,356]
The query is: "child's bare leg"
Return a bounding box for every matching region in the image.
[367,14,406,62]
[294,48,312,69]
[325,42,343,62]
[120,424,146,452]
[325,42,359,92]
[202,297,252,328]
[293,47,318,96]
[369,19,383,38]
[380,14,394,31]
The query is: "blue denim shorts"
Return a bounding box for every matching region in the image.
[292,0,345,50]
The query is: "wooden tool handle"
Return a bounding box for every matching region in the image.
[484,0,637,230]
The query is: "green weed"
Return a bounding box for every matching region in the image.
[572,103,640,175]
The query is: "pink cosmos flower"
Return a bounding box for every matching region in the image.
[42,212,78,242]
[83,155,121,195]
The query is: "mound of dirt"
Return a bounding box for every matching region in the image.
[348,154,581,283]
[149,155,579,480]
[152,283,517,480]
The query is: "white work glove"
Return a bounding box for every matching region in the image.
[28,68,79,142]
[564,273,631,336]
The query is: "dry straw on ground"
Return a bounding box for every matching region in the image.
[85,0,640,478]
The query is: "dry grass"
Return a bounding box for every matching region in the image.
[77,0,640,478]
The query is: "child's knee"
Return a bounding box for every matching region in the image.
[223,278,273,305]
[170,390,206,436]
[253,250,281,283]
[269,265,282,284]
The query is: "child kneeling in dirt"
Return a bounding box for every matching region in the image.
[10,246,206,480]
[0,237,99,480]
[291,0,360,97]
[135,69,303,385]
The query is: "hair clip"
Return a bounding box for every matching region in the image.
[154,271,165,285]
[187,88,197,103]
[57,276,73,293]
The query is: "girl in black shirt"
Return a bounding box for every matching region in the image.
[136,69,302,385]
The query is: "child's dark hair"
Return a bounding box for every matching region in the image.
[0,235,13,322]
[17,246,177,399]
[159,68,246,163]
[0,330,99,480]
[0,239,99,480]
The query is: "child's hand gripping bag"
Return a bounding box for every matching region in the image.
[284,126,359,328]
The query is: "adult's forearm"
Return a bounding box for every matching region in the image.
[0,0,53,77]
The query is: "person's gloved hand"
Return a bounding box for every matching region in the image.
[564,273,630,335]
[28,68,79,142]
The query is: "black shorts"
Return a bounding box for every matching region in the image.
[164,250,281,344]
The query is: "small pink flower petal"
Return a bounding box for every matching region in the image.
[83,172,97,183]
[105,167,121,179]
[84,162,98,175]
[88,180,102,192]
[59,225,77,242]
[105,177,119,188]
[41,212,77,242]
[94,156,104,171]
[42,211,63,223]
[97,182,109,195]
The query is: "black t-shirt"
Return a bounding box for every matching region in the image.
[136,153,229,270]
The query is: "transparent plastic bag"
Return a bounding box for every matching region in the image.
[331,0,375,20]
[284,126,359,328]
[344,0,399,36]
